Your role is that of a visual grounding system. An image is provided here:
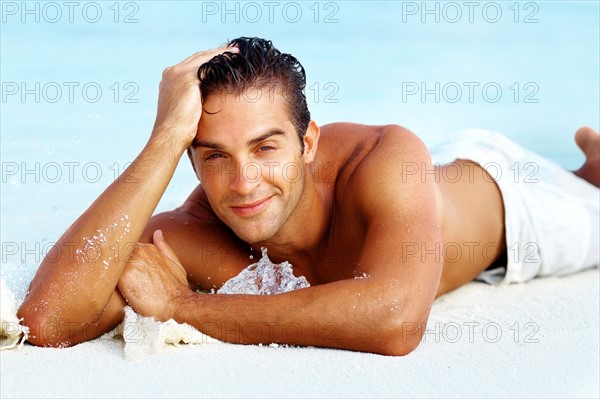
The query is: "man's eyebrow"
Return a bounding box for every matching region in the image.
[247,129,285,147]
[191,139,223,149]
[191,129,286,149]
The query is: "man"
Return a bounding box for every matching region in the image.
[18,37,600,355]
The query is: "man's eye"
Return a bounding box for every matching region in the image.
[205,153,224,160]
[258,146,275,152]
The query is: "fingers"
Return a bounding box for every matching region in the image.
[180,45,239,67]
[152,229,189,287]
[152,229,181,264]
[117,262,140,299]
[163,45,238,89]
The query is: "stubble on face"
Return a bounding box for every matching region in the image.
[192,88,309,245]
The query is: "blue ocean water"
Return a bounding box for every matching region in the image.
[1,1,599,258]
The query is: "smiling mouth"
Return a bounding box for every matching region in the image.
[229,196,273,217]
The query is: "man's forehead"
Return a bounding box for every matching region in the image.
[196,87,296,148]
[202,86,287,114]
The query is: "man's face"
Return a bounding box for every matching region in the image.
[189,87,312,244]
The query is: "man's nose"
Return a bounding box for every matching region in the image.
[227,160,262,195]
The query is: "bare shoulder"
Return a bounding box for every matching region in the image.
[141,184,248,291]
[354,124,431,170]
[318,122,429,166]
[319,123,434,212]
[353,124,432,183]
[323,123,443,314]
[318,122,389,150]
[357,124,433,205]
[314,122,391,187]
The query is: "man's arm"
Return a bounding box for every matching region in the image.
[120,126,444,355]
[18,46,239,347]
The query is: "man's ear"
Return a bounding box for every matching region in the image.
[187,147,201,181]
[302,120,320,164]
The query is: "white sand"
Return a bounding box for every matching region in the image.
[1,268,598,398]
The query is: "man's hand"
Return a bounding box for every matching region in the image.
[151,45,240,151]
[118,230,193,321]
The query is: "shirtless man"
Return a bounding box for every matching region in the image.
[18,37,600,355]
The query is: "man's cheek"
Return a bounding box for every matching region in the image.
[200,163,220,182]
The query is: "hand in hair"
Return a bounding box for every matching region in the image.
[151,45,239,151]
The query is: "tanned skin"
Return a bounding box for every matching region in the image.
[18,46,600,355]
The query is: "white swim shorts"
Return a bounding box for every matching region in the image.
[430,129,599,285]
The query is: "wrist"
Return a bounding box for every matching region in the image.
[146,127,190,159]
[171,290,200,323]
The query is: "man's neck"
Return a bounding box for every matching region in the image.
[251,170,334,265]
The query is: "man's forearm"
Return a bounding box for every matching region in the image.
[173,278,423,355]
[19,132,185,339]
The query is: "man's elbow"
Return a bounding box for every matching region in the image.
[377,316,427,356]
[17,306,76,348]
[378,334,423,357]
[379,338,421,357]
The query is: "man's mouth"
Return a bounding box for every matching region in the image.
[229,196,273,217]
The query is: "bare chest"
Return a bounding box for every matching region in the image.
[292,206,367,285]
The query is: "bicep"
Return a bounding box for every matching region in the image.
[353,127,443,308]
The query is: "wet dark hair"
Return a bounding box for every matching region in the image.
[198,37,311,151]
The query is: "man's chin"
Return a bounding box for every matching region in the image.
[235,229,277,245]
[224,219,277,244]
[219,208,286,244]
